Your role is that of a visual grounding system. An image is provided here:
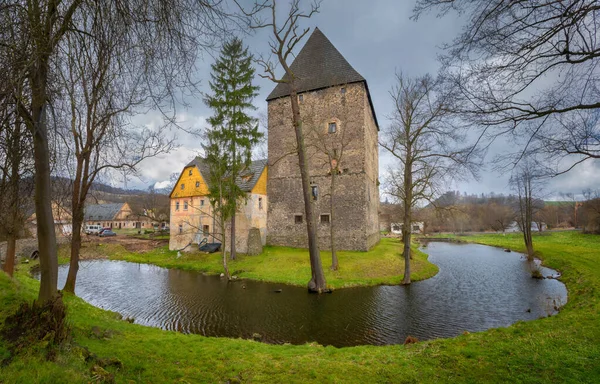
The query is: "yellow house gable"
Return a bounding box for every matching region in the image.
[250,166,267,195]
[170,166,210,199]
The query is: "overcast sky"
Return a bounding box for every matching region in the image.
[126,0,599,199]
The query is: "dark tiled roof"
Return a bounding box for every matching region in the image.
[84,203,126,221]
[236,159,267,192]
[266,28,365,100]
[266,28,379,130]
[183,157,267,193]
[186,157,212,182]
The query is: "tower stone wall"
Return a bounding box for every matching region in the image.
[267,82,379,251]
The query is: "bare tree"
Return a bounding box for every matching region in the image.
[56,13,175,293]
[0,86,33,277]
[381,73,477,284]
[0,0,230,302]
[236,0,328,292]
[486,203,515,234]
[413,0,600,174]
[0,5,35,278]
[510,163,546,260]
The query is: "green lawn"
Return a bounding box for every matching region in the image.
[1,231,599,383]
[107,237,437,289]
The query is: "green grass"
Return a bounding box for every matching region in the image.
[1,231,599,383]
[107,237,437,289]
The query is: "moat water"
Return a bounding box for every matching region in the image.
[46,242,567,347]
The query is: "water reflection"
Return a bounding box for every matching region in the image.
[48,242,567,347]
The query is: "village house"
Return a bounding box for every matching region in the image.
[84,202,154,230]
[169,157,268,253]
[266,28,380,251]
[391,222,425,235]
[26,201,73,237]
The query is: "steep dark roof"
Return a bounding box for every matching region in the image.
[267,28,365,100]
[266,28,379,129]
[180,157,267,193]
[84,203,126,221]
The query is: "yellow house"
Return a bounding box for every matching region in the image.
[169,157,268,253]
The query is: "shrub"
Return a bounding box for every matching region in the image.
[0,292,71,360]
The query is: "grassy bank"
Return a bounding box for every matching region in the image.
[107,237,437,289]
[1,231,599,383]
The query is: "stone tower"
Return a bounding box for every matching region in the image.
[266,28,380,251]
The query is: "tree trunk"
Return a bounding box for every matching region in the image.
[289,90,327,293]
[3,235,16,277]
[402,144,413,284]
[64,209,83,293]
[221,218,230,280]
[330,169,338,271]
[230,211,236,260]
[64,158,85,293]
[32,102,59,302]
[3,119,22,278]
[230,140,237,260]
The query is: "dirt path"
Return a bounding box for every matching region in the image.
[86,235,168,253]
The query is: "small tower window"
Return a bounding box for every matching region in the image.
[298,94,304,103]
[195,181,200,188]
[328,122,337,134]
[181,184,185,190]
[200,199,205,206]
[188,169,193,176]
[320,214,330,224]
[341,87,346,94]
[295,215,303,224]
[311,185,318,200]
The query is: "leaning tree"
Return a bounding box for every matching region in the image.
[236,0,329,292]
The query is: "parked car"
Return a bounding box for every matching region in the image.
[97,227,112,236]
[99,230,116,237]
[85,224,102,235]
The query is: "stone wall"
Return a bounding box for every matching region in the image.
[267,82,380,251]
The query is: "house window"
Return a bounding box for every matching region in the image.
[328,122,337,134]
[311,185,318,200]
[200,199,205,206]
[178,224,183,234]
[175,202,180,211]
[195,181,200,188]
[202,225,210,235]
[181,184,185,190]
[412,225,420,231]
[341,87,346,94]
[295,215,303,224]
[184,201,188,211]
[258,197,263,210]
[188,169,193,176]
[320,214,330,224]
[298,94,303,103]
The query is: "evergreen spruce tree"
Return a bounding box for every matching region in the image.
[204,38,261,261]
